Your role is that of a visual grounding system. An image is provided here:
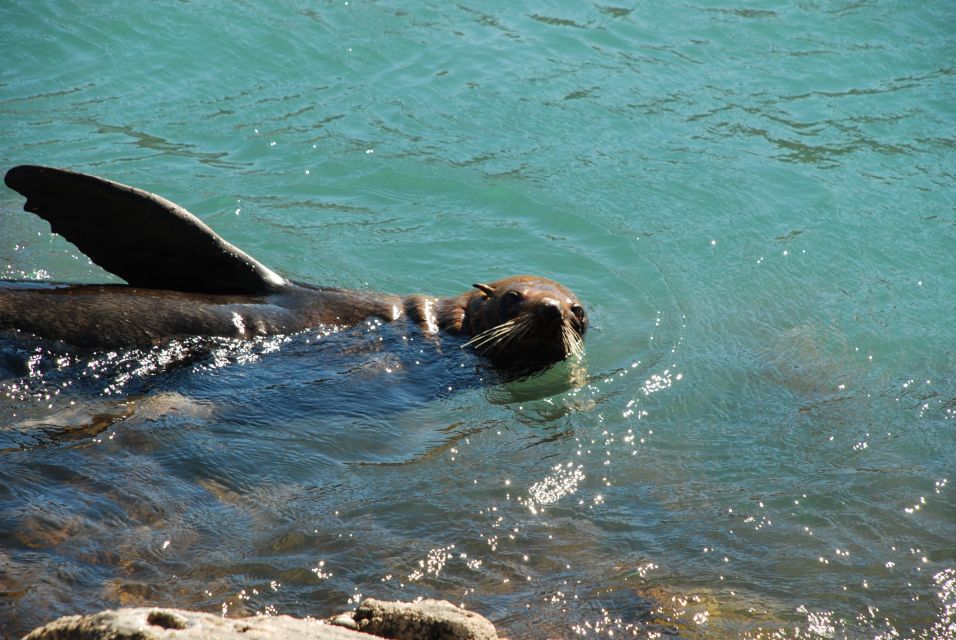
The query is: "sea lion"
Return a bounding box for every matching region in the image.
[1,165,587,371]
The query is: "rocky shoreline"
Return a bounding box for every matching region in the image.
[22,598,501,640]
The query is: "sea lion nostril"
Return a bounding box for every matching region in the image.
[538,298,563,321]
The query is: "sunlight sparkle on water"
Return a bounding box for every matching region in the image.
[408,544,455,582]
[526,462,586,515]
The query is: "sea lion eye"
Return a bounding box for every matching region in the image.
[502,290,523,306]
[571,304,586,321]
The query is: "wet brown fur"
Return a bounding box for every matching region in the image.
[0,276,587,368]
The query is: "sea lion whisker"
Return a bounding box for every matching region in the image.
[468,335,506,352]
[467,315,536,355]
[512,316,537,344]
[570,327,584,357]
[486,318,532,351]
[493,316,534,352]
[564,324,585,359]
[465,320,516,345]
[560,323,579,358]
[463,320,518,350]
[463,324,510,346]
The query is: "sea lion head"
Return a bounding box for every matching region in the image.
[462,275,588,371]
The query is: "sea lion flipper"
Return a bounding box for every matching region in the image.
[3,165,287,294]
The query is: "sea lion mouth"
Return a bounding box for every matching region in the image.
[463,314,585,369]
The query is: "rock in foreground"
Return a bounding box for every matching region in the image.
[21,607,363,640]
[22,599,499,640]
[349,598,497,640]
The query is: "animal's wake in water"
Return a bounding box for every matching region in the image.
[0,165,587,375]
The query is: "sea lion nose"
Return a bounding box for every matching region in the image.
[538,298,563,322]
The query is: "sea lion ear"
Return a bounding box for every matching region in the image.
[472,283,495,297]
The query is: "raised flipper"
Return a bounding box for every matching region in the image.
[4,165,288,295]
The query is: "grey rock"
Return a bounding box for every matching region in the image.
[22,600,501,640]
[21,607,376,640]
[330,613,360,630]
[352,598,498,640]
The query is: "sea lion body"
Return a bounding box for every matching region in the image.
[0,281,401,347]
[1,165,587,370]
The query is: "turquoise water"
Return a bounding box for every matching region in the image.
[2,1,955,637]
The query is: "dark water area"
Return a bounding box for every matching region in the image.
[2,0,955,637]
[0,325,601,636]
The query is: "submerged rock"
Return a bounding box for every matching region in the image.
[22,599,499,640]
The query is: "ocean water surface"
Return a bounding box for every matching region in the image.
[1,1,954,638]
